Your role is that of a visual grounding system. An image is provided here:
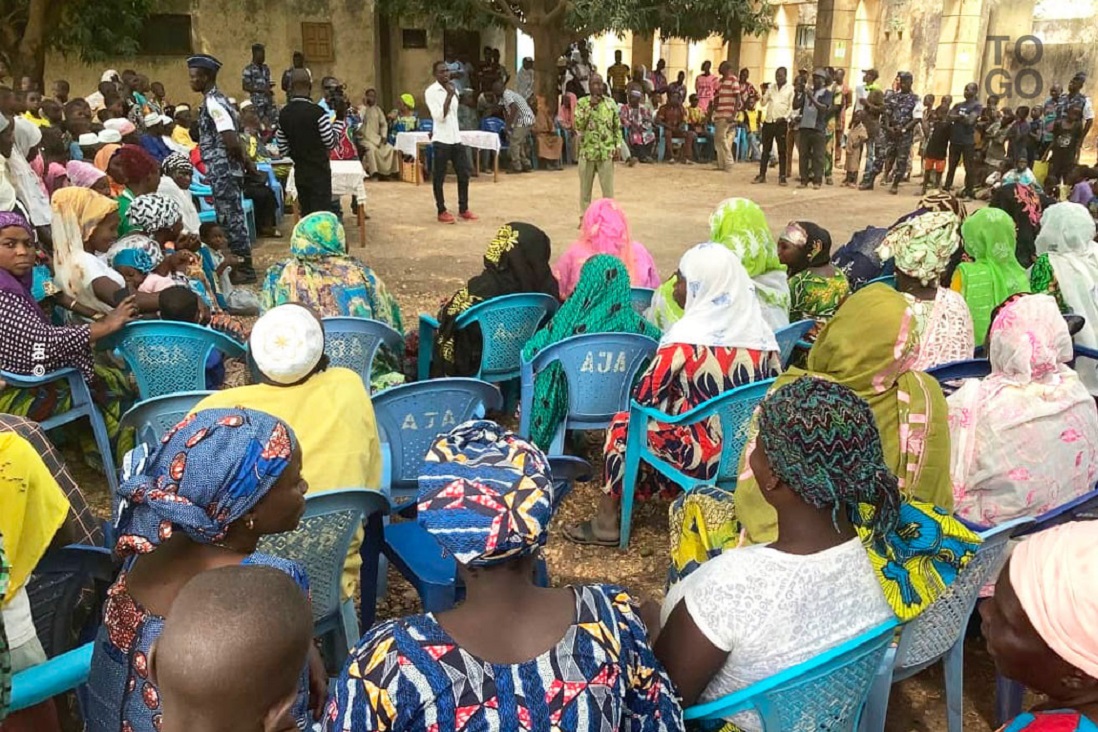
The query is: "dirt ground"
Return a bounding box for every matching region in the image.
[72,160,1014,732]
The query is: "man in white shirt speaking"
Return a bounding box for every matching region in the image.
[425,61,478,224]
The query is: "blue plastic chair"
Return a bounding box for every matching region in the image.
[861,517,1032,732]
[0,368,118,494]
[865,275,897,289]
[774,320,815,369]
[383,455,592,612]
[619,378,775,547]
[191,170,257,241]
[10,643,94,713]
[373,378,503,503]
[27,544,116,658]
[480,116,509,170]
[119,391,214,452]
[256,488,390,664]
[684,618,899,730]
[256,161,284,222]
[108,321,246,400]
[630,287,655,314]
[1070,344,1098,382]
[925,359,992,396]
[518,333,658,455]
[417,292,559,384]
[322,317,404,391]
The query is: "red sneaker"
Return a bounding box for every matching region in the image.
[459,210,479,221]
[438,211,456,224]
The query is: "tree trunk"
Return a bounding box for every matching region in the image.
[4,0,51,90]
[528,21,568,114]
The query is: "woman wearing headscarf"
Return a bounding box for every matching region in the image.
[387,93,419,144]
[776,220,849,336]
[522,255,660,451]
[109,144,161,236]
[565,242,780,546]
[1030,202,1098,394]
[948,295,1098,527]
[263,212,404,389]
[553,199,660,298]
[654,379,898,729]
[981,521,1098,731]
[431,222,560,378]
[0,210,137,444]
[66,159,112,195]
[85,408,326,732]
[649,198,789,332]
[8,117,50,227]
[953,207,1031,346]
[677,285,978,621]
[326,420,684,732]
[93,140,125,197]
[158,152,201,235]
[877,209,974,370]
[831,225,891,290]
[195,305,382,599]
[990,181,1046,268]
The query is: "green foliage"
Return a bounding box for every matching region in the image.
[49,0,153,61]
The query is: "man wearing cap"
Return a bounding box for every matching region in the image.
[139,112,172,161]
[277,69,338,216]
[861,70,918,194]
[188,53,257,283]
[796,68,834,188]
[170,104,196,149]
[242,43,277,129]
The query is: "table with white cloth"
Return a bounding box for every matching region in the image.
[285,159,369,247]
[394,130,502,184]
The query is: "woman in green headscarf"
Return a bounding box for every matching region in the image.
[952,207,1031,346]
[669,284,977,622]
[649,198,790,332]
[521,255,660,451]
[261,211,404,389]
[388,93,419,144]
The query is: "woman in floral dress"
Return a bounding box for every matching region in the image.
[776,220,849,342]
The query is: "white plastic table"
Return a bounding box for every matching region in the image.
[394,130,502,183]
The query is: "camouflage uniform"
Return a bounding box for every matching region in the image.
[197,85,251,257]
[242,62,278,128]
[872,90,919,183]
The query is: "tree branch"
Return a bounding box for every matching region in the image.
[544,0,570,24]
[484,0,526,30]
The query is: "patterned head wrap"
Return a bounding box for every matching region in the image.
[877,210,961,286]
[1009,521,1098,680]
[161,152,194,179]
[708,198,784,278]
[115,408,297,555]
[109,246,154,273]
[758,377,901,539]
[417,420,554,567]
[778,220,832,270]
[290,211,347,259]
[128,192,181,235]
[918,191,968,222]
[111,144,159,183]
[106,233,165,269]
[65,160,107,189]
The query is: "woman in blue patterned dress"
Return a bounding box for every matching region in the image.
[324,421,685,732]
[85,408,327,732]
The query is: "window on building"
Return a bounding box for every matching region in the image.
[302,22,334,63]
[138,14,194,56]
[795,24,816,50]
[402,29,428,49]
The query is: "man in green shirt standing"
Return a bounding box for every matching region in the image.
[575,74,621,217]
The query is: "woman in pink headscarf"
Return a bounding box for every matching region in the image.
[553,199,660,298]
[981,521,1098,731]
[66,160,112,195]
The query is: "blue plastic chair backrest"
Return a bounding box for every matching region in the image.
[256,489,389,627]
[110,321,246,399]
[684,618,899,728]
[455,293,559,381]
[520,333,658,454]
[481,117,506,134]
[893,517,1031,671]
[774,320,815,369]
[630,287,655,314]
[26,545,116,658]
[417,118,434,132]
[321,317,403,390]
[119,391,214,452]
[866,275,897,289]
[1016,486,1098,537]
[925,359,992,395]
[373,378,504,497]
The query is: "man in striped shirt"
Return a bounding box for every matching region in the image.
[712,61,743,172]
[498,81,535,173]
[276,69,340,215]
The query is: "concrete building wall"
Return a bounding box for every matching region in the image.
[44,0,379,110]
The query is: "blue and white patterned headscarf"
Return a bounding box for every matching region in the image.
[114,408,297,556]
[417,420,555,567]
[660,241,779,352]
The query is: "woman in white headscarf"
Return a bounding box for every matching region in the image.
[0,113,21,214]
[8,117,51,226]
[564,242,782,546]
[1029,202,1098,394]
